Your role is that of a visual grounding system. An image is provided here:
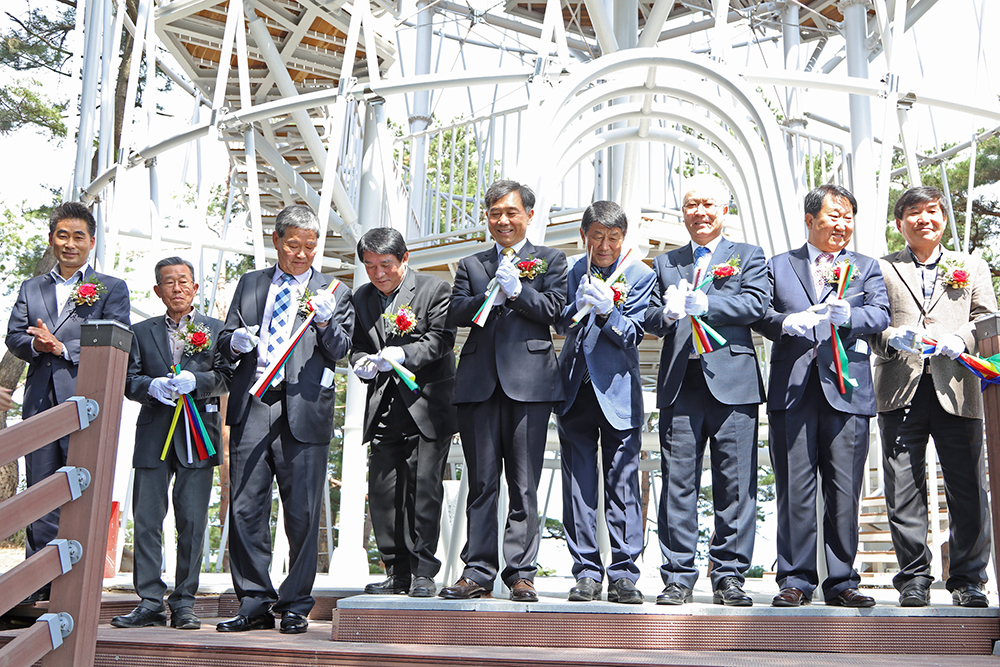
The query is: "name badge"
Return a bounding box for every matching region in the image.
[854,338,870,355]
[206,404,219,413]
[321,367,335,388]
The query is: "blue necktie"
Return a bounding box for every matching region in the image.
[693,245,710,286]
[267,273,294,385]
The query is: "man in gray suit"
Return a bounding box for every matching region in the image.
[554,201,654,604]
[350,228,457,598]
[6,201,130,602]
[872,186,996,608]
[217,205,354,634]
[111,257,232,630]
[644,175,769,606]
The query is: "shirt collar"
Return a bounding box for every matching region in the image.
[164,310,195,329]
[806,243,844,264]
[906,245,943,267]
[50,263,90,285]
[273,267,311,286]
[689,235,723,257]
[496,238,529,259]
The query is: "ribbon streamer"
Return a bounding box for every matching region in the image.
[160,401,184,461]
[920,336,1000,391]
[572,248,633,324]
[386,357,420,393]
[830,263,857,394]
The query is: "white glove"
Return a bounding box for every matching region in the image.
[934,333,966,360]
[782,310,827,337]
[149,377,178,406]
[574,280,588,311]
[169,370,196,395]
[231,326,260,354]
[662,281,689,321]
[371,353,392,372]
[495,259,522,299]
[353,357,378,380]
[827,298,851,327]
[583,280,615,316]
[888,326,924,354]
[381,346,406,367]
[684,290,709,317]
[487,285,507,309]
[310,291,336,324]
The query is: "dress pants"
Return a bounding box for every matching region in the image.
[658,359,758,589]
[228,389,330,616]
[24,384,69,558]
[769,367,869,598]
[880,373,990,591]
[132,455,214,612]
[368,394,450,580]
[557,381,642,584]
[456,386,551,586]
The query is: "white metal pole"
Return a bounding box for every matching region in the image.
[74,0,104,197]
[409,0,434,237]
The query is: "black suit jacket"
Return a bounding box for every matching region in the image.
[219,267,354,443]
[448,242,568,404]
[126,311,232,469]
[350,269,458,442]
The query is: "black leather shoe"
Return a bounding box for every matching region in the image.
[170,607,201,629]
[111,606,167,628]
[568,577,602,602]
[899,582,930,607]
[364,576,410,595]
[713,576,753,606]
[279,611,308,634]
[826,588,875,607]
[510,579,538,602]
[656,582,693,605]
[952,583,989,608]
[772,587,810,607]
[216,612,275,632]
[439,577,492,599]
[409,577,436,598]
[608,578,643,604]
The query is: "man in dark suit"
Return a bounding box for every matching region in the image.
[350,228,457,598]
[643,175,769,607]
[6,201,130,601]
[753,184,890,607]
[216,205,353,634]
[554,201,654,604]
[439,180,568,602]
[872,186,996,608]
[111,257,232,630]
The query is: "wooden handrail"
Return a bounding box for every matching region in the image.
[0,468,87,543]
[0,400,93,470]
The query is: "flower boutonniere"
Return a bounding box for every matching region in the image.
[174,321,212,356]
[710,256,741,279]
[516,256,548,280]
[383,304,418,337]
[610,275,630,307]
[940,258,970,289]
[821,260,857,286]
[71,278,107,306]
[297,287,315,316]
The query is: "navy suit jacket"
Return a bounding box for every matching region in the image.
[6,266,131,419]
[753,245,890,416]
[350,269,458,442]
[644,238,769,408]
[219,267,354,444]
[554,255,654,431]
[448,241,568,404]
[126,311,232,469]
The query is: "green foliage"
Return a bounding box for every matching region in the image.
[0,78,67,137]
[0,200,50,294]
[542,516,565,540]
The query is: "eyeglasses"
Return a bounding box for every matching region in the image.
[160,278,193,289]
[682,200,718,213]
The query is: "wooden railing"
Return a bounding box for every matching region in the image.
[0,320,130,667]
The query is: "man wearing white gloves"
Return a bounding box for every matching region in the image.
[349,228,457,598]
[112,257,232,630]
[753,184,889,608]
[218,205,353,634]
[872,186,997,608]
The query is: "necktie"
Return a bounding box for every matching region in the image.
[693,245,710,285]
[814,252,834,298]
[267,273,294,385]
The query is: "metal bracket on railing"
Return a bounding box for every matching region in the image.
[49,538,83,573]
[38,612,74,649]
[57,466,91,499]
[67,396,100,429]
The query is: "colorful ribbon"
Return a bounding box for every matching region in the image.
[571,248,633,324]
[386,357,420,393]
[830,263,858,394]
[690,316,727,354]
[160,365,216,462]
[920,336,1000,391]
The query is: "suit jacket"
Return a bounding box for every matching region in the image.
[448,241,568,404]
[644,238,769,408]
[6,266,131,418]
[753,245,890,416]
[219,267,354,444]
[350,269,458,442]
[871,249,997,418]
[126,311,232,469]
[554,255,655,431]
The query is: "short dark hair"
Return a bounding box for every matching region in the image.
[357,227,408,261]
[894,186,947,221]
[154,257,195,284]
[804,184,857,218]
[484,179,535,212]
[50,201,97,237]
[581,200,628,234]
[274,204,320,238]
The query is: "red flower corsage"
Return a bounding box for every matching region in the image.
[174,322,212,355]
[516,256,549,280]
[940,258,970,289]
[298,288,315,315]
[71,278,107,306]
[820,261,856,285]
[383,305,418,337]
[610,275,629,307]
[710,256,741,279]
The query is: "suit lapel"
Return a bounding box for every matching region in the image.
[41,274,60,327]
[152,316,175,369]
[365,285,386,345]
[705,238,734,291]
[52,266,96,334]
[889,251,926,314]
[926,250,951,312]
[253,268,275,325]
[789,245,817,304]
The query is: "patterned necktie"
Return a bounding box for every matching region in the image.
[267,273,295,385]
[693,245,710,286]
[814,252,834,298]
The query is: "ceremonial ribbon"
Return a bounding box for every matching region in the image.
[571,248,633,324]
[830,264,858,394]
[920,336,1000,391]
[250,279,342,397]
[690,315,727,354]
[386,357,420,393]
[160,364,216,461]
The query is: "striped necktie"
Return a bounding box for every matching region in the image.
[267,273,295,385]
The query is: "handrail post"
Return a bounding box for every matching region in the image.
[975,314,1000,593]
[42,320,131,667]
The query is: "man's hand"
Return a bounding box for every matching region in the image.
[888,325,924,354]
[662,281,688,321]
[231,326,260,354]
[169,370,197,395]
[574,280,588,311]
[583,280,615,316]
[782,310,827,337]
[487,286,507,309]
[494,258,522,299]
[380,346,406,368]
[827,298,851,327]
[684,290,709,317]
[934,333,966,360]
[149,377,178,406]
[28,319,64,356]
[311,291,336,327]
[353,356,378,380]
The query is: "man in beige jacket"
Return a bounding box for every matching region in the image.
[872,186,997,608]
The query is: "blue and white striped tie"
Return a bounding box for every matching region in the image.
[267,274,294,385]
